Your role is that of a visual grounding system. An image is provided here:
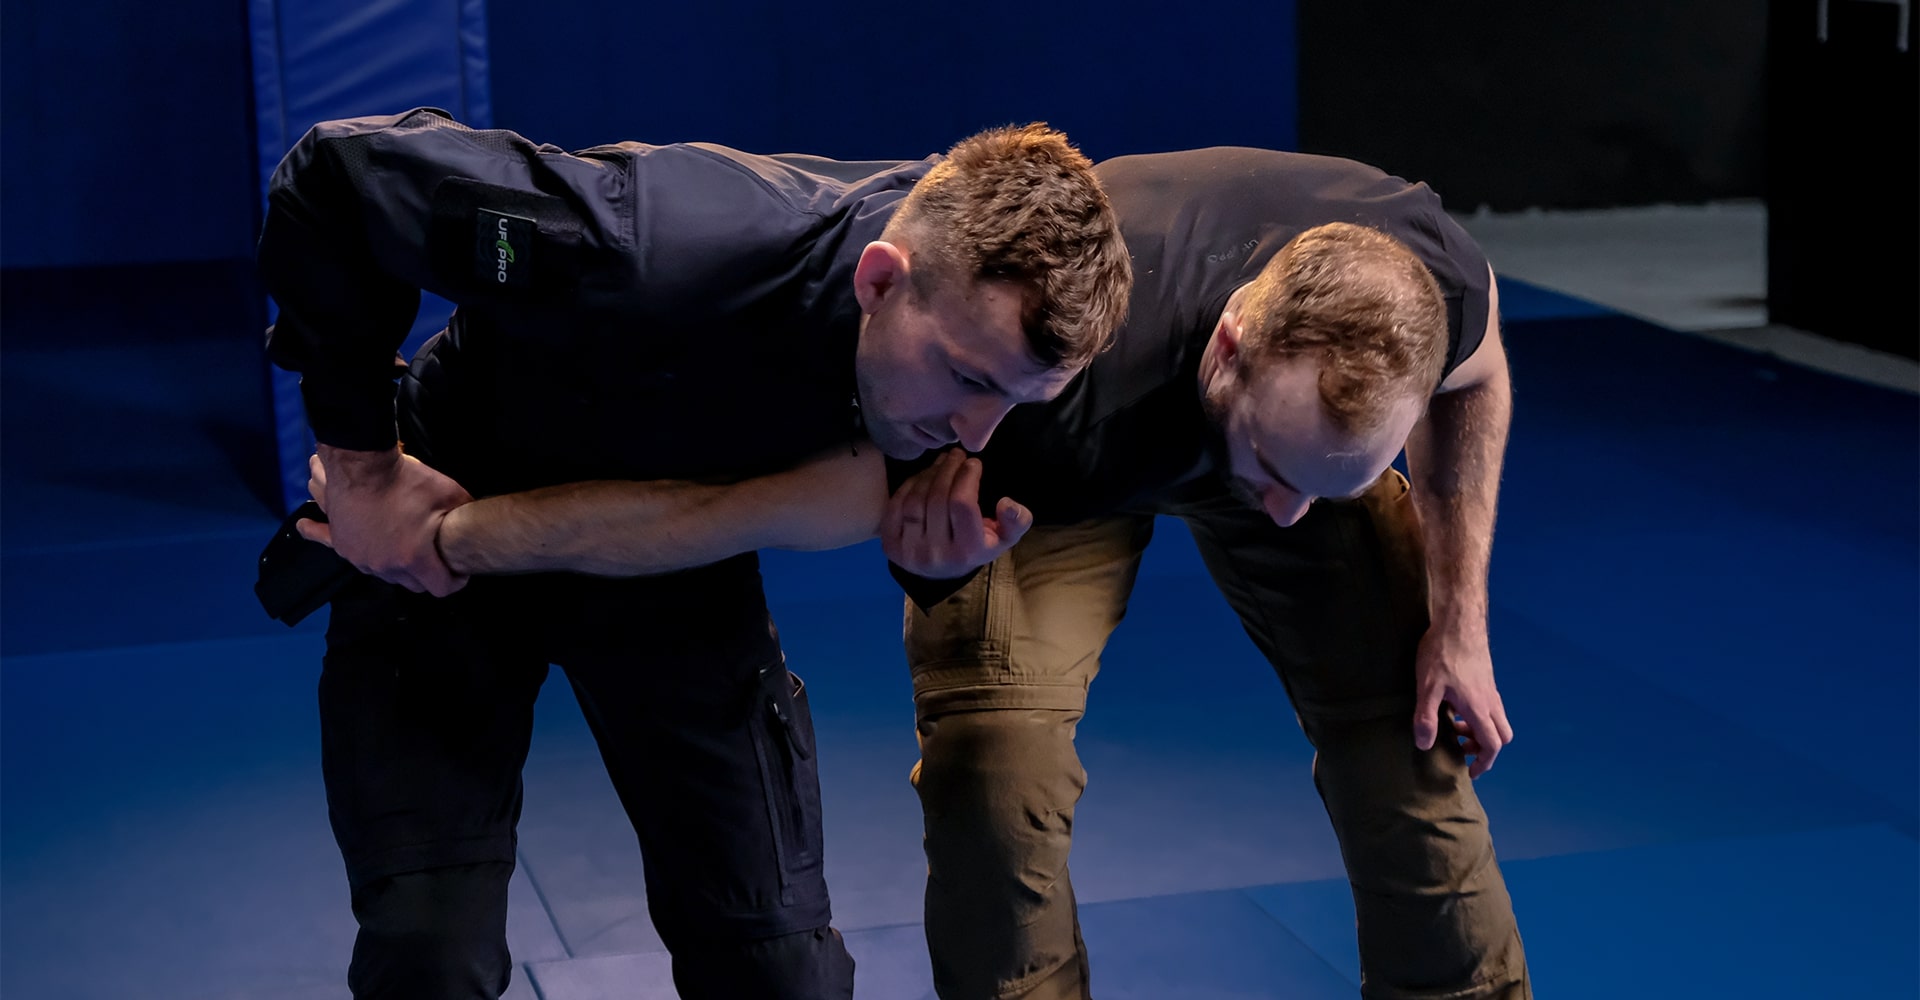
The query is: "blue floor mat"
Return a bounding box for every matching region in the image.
[1498,315,1920,826]
[1247,823,1920,999]
[521,889,1358,1000]
[1496,276,1618,323]
[2,282,1914,998]
[2,325,287,656]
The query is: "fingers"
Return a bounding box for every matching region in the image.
[307,453,329,512]
[387,553,469,598]
[309,451,474,597]
[1461,702,1507,779]
[375,561,453,597]
[881,450,1001,578]
[892,458,936,535]
[878,464,911,543]
[947,456,987,549]
[928,449,967,541]
[990,497,1032,554]
[1452,715,1479,754]
[1412,681,1445,750]
[295,519,334,548]
[1447,688,1515,780]
[400,452,474,506]
[882,453,948,571]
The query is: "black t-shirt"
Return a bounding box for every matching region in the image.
[957,147,1492,524]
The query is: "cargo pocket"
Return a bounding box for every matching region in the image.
[904,554,1016,687]
[1359,468,1432,640]
[749,661,824,900]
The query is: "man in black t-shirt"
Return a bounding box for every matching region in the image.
[882,149,1528,1000]
[309,147,1530,999]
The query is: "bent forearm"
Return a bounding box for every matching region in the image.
[1404,364,1511,632]
[437,446,887,577]
[438,480,732,576]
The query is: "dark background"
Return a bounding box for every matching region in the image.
[0,0,1911,502]
[2,0,1786,273]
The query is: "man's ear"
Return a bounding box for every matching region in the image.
[1214,309,1246,372]
[854,241,910,314]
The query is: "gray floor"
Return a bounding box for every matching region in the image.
[1455,201,1919,394]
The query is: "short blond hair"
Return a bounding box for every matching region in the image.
[885,124,1132,369]
[1236,222,1447,433]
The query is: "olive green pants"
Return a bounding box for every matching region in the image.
[905,471,1529,999]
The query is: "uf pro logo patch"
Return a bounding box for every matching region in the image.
[476,209,535,289]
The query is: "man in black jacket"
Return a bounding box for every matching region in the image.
[258,108,1131,1000]
[303,145,1528,999]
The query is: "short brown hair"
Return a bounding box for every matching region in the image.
[1236,222,1447,434]
[884,124,1132,370]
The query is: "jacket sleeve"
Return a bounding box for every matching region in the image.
[257,108,819,450]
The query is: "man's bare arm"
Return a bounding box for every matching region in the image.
[1409,267,1511,645]
[426,446,887,577]
[1401,265,1515,775]
[307,444,1027,580]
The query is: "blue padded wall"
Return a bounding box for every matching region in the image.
[487,0,1298,163]
[249,0,493,510]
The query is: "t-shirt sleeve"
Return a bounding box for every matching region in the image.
[1412,201,1493,379]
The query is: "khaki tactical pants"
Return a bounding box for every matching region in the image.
[905,471,1529,999]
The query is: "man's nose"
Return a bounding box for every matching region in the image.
[1261,485,1311,527]
[953,398,1014,452]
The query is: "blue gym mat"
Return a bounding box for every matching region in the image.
[2,275,1914,998]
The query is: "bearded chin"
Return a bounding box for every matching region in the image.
[1200,372,1236,429]
[1198,375,1247,504]
[874,427,923,460]
[856,393,923,460]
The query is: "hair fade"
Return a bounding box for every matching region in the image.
[885,124,1132,370]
